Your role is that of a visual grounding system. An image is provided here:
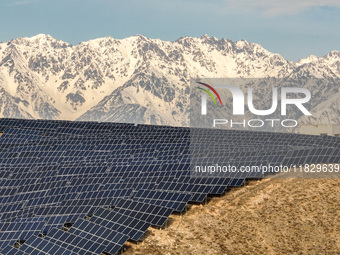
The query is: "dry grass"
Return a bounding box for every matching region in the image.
[124,178,340,255]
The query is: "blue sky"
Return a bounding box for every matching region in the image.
[0,0,339,61]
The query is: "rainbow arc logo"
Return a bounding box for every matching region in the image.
[197,82,222,106]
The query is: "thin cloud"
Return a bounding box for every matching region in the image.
[4,0,38,7]
[225,0,340,16]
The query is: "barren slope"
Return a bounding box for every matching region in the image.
[124,178,340,255]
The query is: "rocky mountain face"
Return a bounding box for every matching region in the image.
[0,34,339,125]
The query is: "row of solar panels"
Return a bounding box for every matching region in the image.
[0,118,339,255]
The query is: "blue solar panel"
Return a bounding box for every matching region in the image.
[0,118,339,254]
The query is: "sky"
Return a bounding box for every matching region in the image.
[0,0,339,61]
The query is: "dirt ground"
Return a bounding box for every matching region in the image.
[123,178,340,255]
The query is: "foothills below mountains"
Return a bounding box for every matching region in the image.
[0,34,339,125]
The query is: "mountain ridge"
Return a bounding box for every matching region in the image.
[7,34,336,64]
[0,34,339,125]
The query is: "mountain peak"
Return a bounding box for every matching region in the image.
[200,34,210,39]
[326,50,340,58]
[296,55,319,66]
[11,34,71,48]
[134,34,149,40]
[30,33,54,40]
[235,39,249,47]
[23,34,63,44]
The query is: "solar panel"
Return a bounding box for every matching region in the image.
[90,208,150,241]
[0,222,45,251]
[132,189,191,212]
[0,117,339,254]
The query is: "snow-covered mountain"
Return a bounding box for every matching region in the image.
[0,34,339,125]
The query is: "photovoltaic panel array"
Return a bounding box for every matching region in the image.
[0,118,339,255]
